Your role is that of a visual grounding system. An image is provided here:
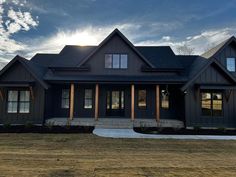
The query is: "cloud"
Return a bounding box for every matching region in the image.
[19,22,185,58]
[15,25,236,60]
[6,8,39,34]
[0,0,38,61]
[0,0,235,63]
[136,28,236,55]
[21,24,141,58]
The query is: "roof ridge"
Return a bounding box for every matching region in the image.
[176,55,199,57]
[34,53,58,56]
[135,46,171,48]
[63,45,97,47]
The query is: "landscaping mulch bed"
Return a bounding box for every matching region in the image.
[1,125,236,135]
[0,125,94,133]
[134,127,236,135]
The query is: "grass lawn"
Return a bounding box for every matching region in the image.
[0,134,236,176]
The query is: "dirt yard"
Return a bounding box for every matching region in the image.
[0,133,236,177]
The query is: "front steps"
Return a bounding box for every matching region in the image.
[95,119,133,129]
[45,118,184,129]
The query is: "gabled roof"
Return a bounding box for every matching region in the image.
[31,54,58,67]
[0,55,49,89]
[48,45,186,69]
[77,28,155,67]
[181,57,236,91]
[201,36,236,58]
[175,55,199,76]
[136,46,183,69]
[1,29,235,87]
[48,45,96,67]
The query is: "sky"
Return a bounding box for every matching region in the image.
[0,0,236,66]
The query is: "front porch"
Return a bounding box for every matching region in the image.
[45,118,184,129]
[44,82,185,128]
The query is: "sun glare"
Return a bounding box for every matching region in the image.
[55,31,99,46]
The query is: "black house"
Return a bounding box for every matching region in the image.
[1,29,236,129]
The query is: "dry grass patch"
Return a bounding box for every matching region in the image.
[0,134,236,176]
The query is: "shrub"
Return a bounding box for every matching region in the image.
[193,126,201,132]
[3,123,11,129]
[217,127,226,133]
[140,122,148,132]
[24,122,34,129]
[44,121,55,130]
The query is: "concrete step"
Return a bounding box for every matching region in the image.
[45,118,184,129]
[95,125,133,129]
[95,119,133,129]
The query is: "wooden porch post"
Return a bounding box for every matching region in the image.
[156,85,160,122]
[131,84,135,120]
[69,83,75,120]
[95,84,99,120]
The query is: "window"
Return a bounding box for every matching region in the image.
[112,91,120,109]
[120,54,128,69]
[161,90,169,109]
[201,92,212,116]
[212,93,223,116]
[106,91,110,109]
[7,90,30,113]
[7,91,18,113]
[19,91,30,113]
[105,54,128,69]
[226,58,235,72]
[61,89,70,109]
[121,91,124,109]
[201,91,223,116]
[105,54,112,68]
[84,89,93,109]
[138,89,146,109]
[112,54,120,68]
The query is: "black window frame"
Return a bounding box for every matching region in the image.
[137,89,147,109]
[7,89,31,114]
[104,53,128,69]
[201,90,223,117]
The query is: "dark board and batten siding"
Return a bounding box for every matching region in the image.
[47,84,96,118]
[185,64,236,128]
[215,43,236,77]
[84,34,148,76]
[0,62,45,125]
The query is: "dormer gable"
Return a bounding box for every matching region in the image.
[201,36,236,74]
[75,29,157,75]
[77,29,154,68]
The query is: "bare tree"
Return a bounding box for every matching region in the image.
[176,44,195,55]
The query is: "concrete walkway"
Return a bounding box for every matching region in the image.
[93,128,236,140]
